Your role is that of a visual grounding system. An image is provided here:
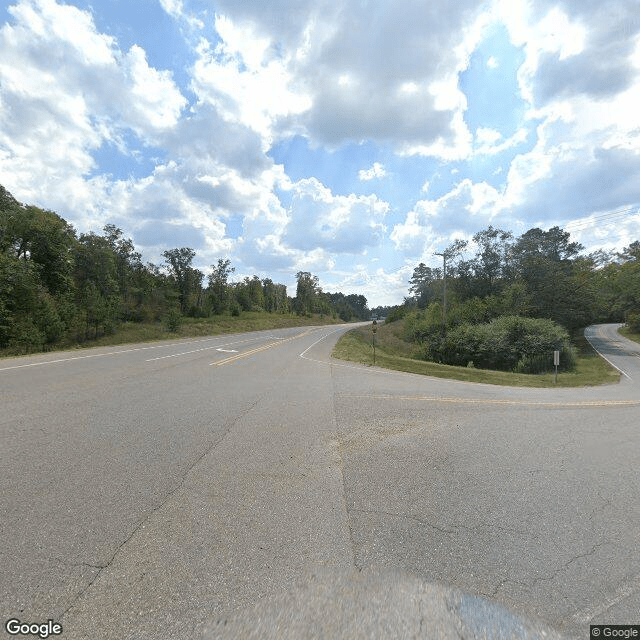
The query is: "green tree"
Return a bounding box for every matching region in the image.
[208,258,235,314]
[470,226,513,297]
[511,227,585,331]
[408,263,442,309]
[163,247,197,314]
[102,224,145,320]
[75,233,120,338]
[294,271,320,315]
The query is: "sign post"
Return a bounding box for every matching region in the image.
[372,320,378,365]
[553,350,560,384]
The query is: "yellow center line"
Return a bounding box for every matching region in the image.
[211,328,319,367]
[339,394,640,407]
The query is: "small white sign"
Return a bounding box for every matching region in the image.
[553,350,560,366]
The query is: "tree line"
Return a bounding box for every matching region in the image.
[390,225,640,372]
[0,186,370,353]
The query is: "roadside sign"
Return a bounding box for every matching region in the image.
[553,351,560,366]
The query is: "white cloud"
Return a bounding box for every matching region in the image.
[358,162,387,181]
[474,127,529,156]
[0,0,187,215]
[204,0,488,157]
[323,264,415,307]
[190,17,311,144]
[158,0,183,19]
[391,179,505,257]
[123,45,187,133]
[284,177,389,254]
[476,127,502,145]
[3,0,640,307]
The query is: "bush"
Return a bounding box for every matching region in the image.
[626,309,640,333]
[230,301,241,316]
[8,319,45,353]
[165,309,182,332]
[420,315,574,373]
[385,305,408,324]
[403,303,444,344]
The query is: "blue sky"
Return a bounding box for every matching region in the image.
[1,0,640,305]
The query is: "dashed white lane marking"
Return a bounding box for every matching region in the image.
[0,336,228,371]
[145,337,257,361]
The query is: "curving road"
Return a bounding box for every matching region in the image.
[585,323,640,381]
[1,323,639,639]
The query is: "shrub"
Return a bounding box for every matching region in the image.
[166,309,182,332]
[385,305,408,324]
[626,309,640,333]
[419,315,574,373]
[8,319,45,353]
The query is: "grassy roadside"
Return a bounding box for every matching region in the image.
[0,312,345,359]
[332,320,620,388]
[619,325,640,345]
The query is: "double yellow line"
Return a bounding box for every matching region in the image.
[211,329,317,367]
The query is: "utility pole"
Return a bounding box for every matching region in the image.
[434,239,467,336]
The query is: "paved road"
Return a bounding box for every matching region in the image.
[1,323,639,639]
[585,323,640,381]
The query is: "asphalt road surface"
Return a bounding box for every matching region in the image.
[1,323,639,639]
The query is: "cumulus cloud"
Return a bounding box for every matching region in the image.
[0,0,186,215]
[358,162,387,181]
[190,17,311,143]
[190,0,486,156]
[391,178,502,257]
[3,0,640,305]
[284,177,389,254]
[500,0,640,107]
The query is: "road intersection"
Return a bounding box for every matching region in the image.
[1,323,638,638]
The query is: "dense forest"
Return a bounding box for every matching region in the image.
[0,186,370,353]
[389,225,640,373]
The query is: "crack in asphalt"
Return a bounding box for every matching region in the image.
[349,507,459,535]
[58,394,265,622]
[331,363,359,572]
[529,541,609,590]
[348,507,542,542]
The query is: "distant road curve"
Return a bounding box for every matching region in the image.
[584,323,640,381]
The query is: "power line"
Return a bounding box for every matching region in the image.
[563,205,640,232]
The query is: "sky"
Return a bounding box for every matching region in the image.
[1,0,640,306]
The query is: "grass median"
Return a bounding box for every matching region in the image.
[332,320,620,388]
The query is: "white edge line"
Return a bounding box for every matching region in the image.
[299,328,345,359]
[584,329,632,380]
